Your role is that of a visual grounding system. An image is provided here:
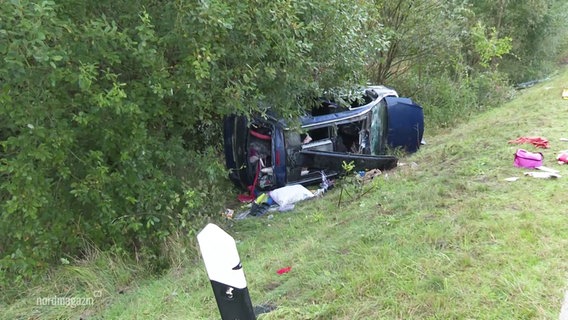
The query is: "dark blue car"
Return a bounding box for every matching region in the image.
[223,86,424,191]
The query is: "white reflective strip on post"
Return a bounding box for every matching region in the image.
[560,290,568,320]
[197,223,247,289]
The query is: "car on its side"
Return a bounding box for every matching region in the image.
[223,85,423,191]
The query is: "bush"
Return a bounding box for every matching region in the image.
[390,69,513,130]
[0,1,228,288]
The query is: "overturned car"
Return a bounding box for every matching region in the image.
[223,86,424,191]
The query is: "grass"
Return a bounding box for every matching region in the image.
[3,68,568,319]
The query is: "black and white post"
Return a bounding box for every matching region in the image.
[197,223,256,320]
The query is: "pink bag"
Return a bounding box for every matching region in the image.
[514,149,543,168]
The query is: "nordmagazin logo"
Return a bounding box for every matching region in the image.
[36,291,101,308]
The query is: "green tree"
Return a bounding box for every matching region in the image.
[470,22,512,70]
[469,0,568,81]
[366,0,515,127]
[368,0,470,85]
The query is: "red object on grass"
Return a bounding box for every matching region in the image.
[276,266,292,275]
[508,136,550,149]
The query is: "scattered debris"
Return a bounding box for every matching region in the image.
[269,185,314,208]
[524,172,561,179]
[233,172,337,219]
[313,189,325,197]
[248,193,278,217]
[223,208,235,219]
[319,170,333,191]
[235,210,251,220]
[356,168,382,183]
[507,137,565,181]
[536,166,561,174]
[276,266,292,275]
[250,202,270,217]
[509,136,550,149]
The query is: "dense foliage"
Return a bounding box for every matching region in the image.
[367,0,567,126]
[0,0,386,287]
[0,0,566,290]
[469,0,568,82]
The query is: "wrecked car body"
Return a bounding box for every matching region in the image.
[223,86,424,191]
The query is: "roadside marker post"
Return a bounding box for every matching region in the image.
[197,223,256,320]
